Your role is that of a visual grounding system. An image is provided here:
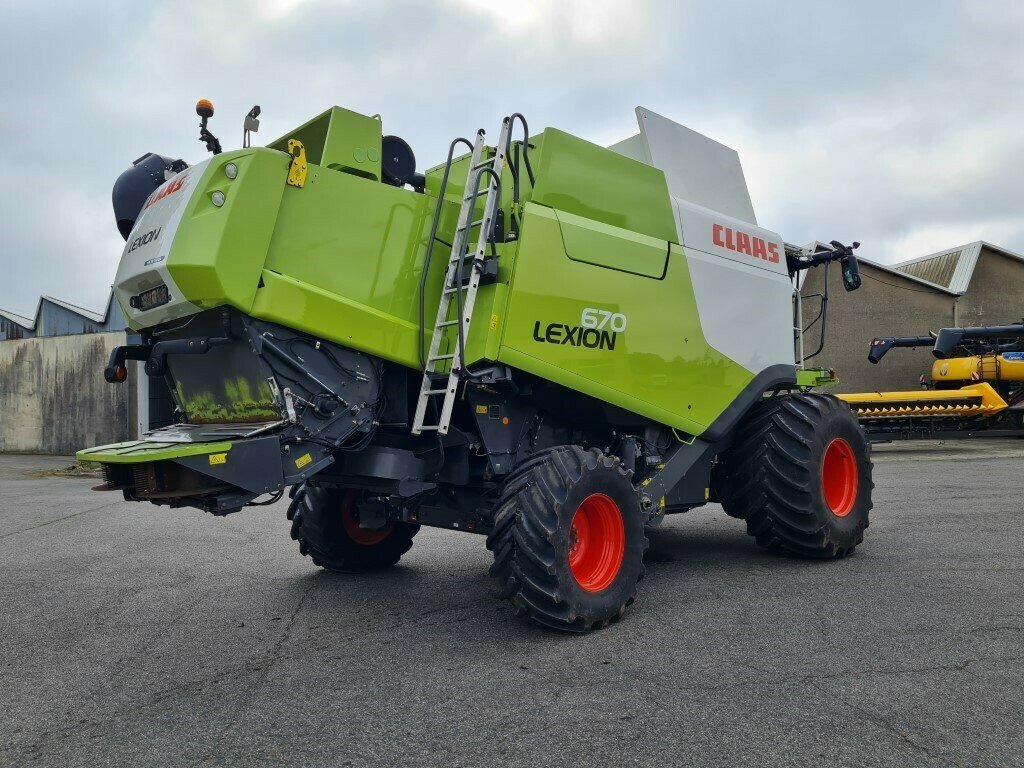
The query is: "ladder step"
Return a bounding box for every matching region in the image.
[412,116,513,440]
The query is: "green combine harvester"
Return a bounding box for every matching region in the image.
[80,100,872,631]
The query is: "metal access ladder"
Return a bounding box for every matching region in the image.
[411,118,511,436]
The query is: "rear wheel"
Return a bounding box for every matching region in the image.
[287,484,418,572]
[486,446,647,632]
[717,393,872,558]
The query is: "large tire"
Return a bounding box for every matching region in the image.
[718,393,872,558]
[486,446,648,632]
[287,484,418,572]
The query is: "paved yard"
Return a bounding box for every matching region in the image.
[0,443,1021,767]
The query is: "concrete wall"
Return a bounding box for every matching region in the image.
[801,262,955,393]
[957,247,1024,327]
[0,332,131,454]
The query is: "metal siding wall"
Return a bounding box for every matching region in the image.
[0,318,35,341]
[37,302,104,337]
[955,249,1024,327]
[103,299,128,331]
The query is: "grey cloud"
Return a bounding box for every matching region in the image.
[1,1,1021,315]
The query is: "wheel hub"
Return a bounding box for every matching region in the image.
[821,438,859,517]
[340,489,395,546]
[568,493,625,592]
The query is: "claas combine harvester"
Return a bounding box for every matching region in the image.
[839,322,1024,441]
[79,100,872,631]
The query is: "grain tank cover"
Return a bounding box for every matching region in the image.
[609,107,757,225]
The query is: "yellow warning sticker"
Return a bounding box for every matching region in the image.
[476,405,488,414]
[295,453,313,469]
[489,314,499,331]
[208,453,227,466]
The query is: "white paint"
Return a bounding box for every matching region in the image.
[684,246,795,372]
[622,106,758,225]
[134,361,149,439]
[113,159,212,327]
[674,198,789,276]
[607,107,795,372]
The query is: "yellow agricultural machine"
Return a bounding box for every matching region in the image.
[838,323,1024,441]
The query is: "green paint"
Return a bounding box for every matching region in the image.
[164,148,288,316]
[496,204,752,434]
[529,128,677,243]
[109,104,794,443]
[796,368,838,387]
[77,441,233,464]
[268,106,383,181]
[554,207,668,278]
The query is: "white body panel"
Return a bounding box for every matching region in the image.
[614,107,757,225]
[673,199,794,369]
[684,247,795,371]
[113,159,212,327]
[610,107,795,372]
[674,199,788,276]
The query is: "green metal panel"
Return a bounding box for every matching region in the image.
[251,164,440,367]
[166,149,288,314]
[529,128,677,243]
[77,440,233,464]
[495,204,752,434]
[555,208,668,278]
[268,106,383,181]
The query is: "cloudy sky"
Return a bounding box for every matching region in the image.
[1,0,1022,317]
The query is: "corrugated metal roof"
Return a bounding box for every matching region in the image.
[896,248,966,289]
[858,256,958,294]
[41,295,108,323]
[0,309,36,330]
[890,240,1024,294]
[0,292,127,339]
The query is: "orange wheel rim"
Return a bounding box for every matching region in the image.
[340,489,394,546]
[822,438,858,517]
[568,493,625,592]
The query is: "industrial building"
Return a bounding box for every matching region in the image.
[802,240,1024,393]
[0,293,127,341]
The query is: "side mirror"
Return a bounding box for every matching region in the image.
[841,253,862,292]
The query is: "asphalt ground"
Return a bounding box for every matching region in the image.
[0,442,1021,768]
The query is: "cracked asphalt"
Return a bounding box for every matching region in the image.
[1,443,1022,768]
